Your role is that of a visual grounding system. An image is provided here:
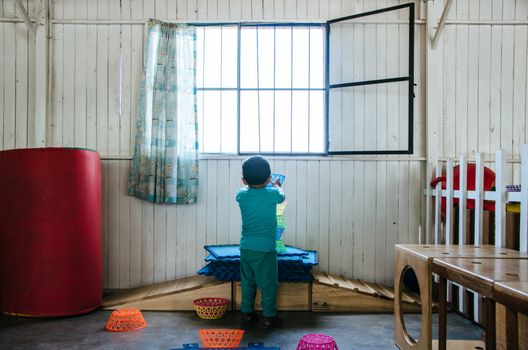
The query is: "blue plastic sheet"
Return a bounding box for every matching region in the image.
[204,245,309,259]
[204,250,317,266]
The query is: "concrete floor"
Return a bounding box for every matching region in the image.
[0,310,481,350]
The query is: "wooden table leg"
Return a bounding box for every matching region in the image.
[438,276,447,350]
[484,298,496,349]
[506,308,518,350]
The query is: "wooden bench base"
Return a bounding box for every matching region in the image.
[103,272,424,313]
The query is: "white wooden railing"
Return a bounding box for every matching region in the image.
[425,144,528,320]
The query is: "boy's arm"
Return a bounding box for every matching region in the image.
[236,188,245,203]
[273,183,285,203]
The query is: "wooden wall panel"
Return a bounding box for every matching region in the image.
[436,0,528,159]
[98,158,423,288]
[1,0,487,289]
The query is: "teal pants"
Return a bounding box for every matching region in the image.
[240,249,278,317]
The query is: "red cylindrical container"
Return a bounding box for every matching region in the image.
[0,148,102,316]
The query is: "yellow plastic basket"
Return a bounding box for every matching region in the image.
[193,298,230,320]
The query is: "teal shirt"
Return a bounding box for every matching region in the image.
[236,186,285,252]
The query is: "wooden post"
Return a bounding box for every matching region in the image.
[484,298,496,349]
[506,308,519,350]
[425,0,444,164]
[435,161,442,244]
[458,157,467,313]
[445,159,453,301]
[458,157,467,244]
[426,161,434,244]
[445,159,454,244]
[438,276,447,350]
[473,153,484,322]
[33,0,49,147]
[474,153,484,245]
[495,149,506,247]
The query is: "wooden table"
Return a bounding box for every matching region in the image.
[433,258,528,350]
[493,281,528,350]
[394,244,528,350]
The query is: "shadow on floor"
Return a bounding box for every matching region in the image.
[0,310,482,350]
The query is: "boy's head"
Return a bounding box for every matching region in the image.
[242,156,271,187]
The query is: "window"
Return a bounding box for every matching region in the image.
[327,3,414,154]
[196,3,414,156]
[196,24,326,155]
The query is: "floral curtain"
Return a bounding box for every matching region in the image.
[129,19,199,204]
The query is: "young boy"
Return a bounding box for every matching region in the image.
[236,156,285,329]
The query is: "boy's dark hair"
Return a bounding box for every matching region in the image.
[242,156,271,186]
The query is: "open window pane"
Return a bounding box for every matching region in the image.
[327,3,414,154]
[221,26,238,88]
[292,28,310,88]
[309,91,325,152]
[258,91,275,151]
[275,27,292,89]
[328,81,408,153]
[258,28,275,89]
[198,24,325,155]
[240,28,258,88]
[240,91,259,152]
[291,91,309,152]
[204,27,222,87]
[221,91,238,153]
[274,91,292,153]
[328,7,410,85]
[196,27,204,88]
[310,28,324,89]
[197,91,204,151]
[201,91,222,153]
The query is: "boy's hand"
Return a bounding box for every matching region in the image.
[273,179,281,187]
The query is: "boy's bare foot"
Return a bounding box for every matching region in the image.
[261,316,283,329]
[240,312,259,329]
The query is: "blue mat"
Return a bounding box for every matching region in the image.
[204,245,308,259]
[199,245,317,282]
[198,264,313,281]
[173,342,279,350]
[198,260,315,282]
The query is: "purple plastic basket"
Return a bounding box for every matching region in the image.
[296,334,338,350]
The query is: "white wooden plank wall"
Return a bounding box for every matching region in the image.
[1,0,32,149]
[96,158,424,288]
[27,0,427,288]
[3,0,525,289]
[439,0,528,160]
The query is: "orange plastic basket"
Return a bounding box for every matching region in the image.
[199,329,245,348]
[105,308,147,332]
[193,298,230,320]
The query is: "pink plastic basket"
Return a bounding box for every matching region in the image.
[296,334,339,350]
